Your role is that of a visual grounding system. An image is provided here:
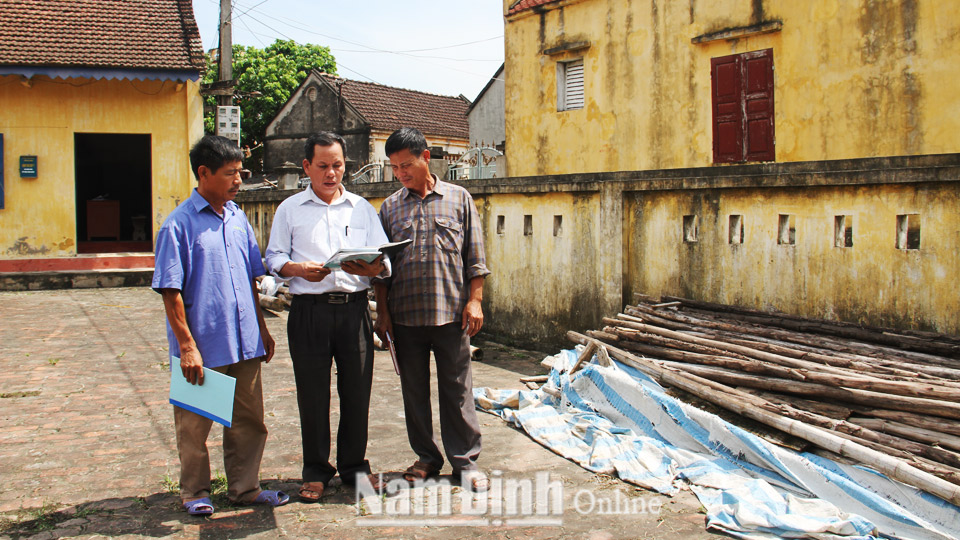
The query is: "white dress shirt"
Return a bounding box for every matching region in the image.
[265,186,390,295]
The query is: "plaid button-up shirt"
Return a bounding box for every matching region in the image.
[378,177,490,327]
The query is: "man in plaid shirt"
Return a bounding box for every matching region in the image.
[374,127,491,492]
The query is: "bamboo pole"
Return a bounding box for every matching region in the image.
[624,305,930,380]
[850,417,960,453]
[614,328,960,402]
[605,317,882,382]
[655,361,960,420]
[659,295,960,357]
[567,331,960,505]
[848,408,960,438]
[627,304,960,381]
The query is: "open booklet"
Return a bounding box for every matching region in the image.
[324,238,412,270]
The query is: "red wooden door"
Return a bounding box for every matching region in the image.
[711,49,775,163]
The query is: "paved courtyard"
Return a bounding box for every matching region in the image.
[0,287,722,539]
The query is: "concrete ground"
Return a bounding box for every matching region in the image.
[0,287,724,539]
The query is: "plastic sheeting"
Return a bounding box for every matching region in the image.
[474,348,960,540]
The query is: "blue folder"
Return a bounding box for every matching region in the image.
[169,357,236,427]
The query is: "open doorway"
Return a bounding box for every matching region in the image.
[75,133,153,253]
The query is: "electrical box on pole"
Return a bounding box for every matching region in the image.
[216,106,241,146]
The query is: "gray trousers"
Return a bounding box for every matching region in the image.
[393,322,482,472]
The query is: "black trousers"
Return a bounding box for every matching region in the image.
[288,295,374,484]
[393,322,482,472]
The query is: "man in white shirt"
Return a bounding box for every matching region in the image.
[264,131,389,502]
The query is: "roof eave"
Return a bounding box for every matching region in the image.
[0,65,202,82]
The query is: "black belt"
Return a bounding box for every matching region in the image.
[294,290,368,305]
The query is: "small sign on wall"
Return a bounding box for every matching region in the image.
[20,155,37,178]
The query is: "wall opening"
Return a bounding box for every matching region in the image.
[553,215,563,237]
[777,214,796,245]
[74,133,153,253]
[896,214,920,250]
[496,215,505,235]
[729,214,744,244]
[834,215,853,247]
[523,214,533,236]
[683,215,699,243]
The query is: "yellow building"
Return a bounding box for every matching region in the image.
[469,0,960,343]
[0,0,205,273]
[504,0,959,176]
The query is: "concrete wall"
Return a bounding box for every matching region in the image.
[503,0,960,176]
[0,75,203,258]
[238,153,960,347]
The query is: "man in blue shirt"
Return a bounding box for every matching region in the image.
[153,135,287,515]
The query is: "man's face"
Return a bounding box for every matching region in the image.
[388,148,431,192]
[303,143,345,203]
[198,159,243,207]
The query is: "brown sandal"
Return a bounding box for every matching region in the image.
[462,471,489,493]
[298,481,324,503]
[402,460,440,483]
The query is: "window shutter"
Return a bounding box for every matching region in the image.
[560,59,584,111]
[743,49,775,162]
[565,59,584,109]
[711,55,742,163]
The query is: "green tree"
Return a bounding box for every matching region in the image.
[202,39,337,172]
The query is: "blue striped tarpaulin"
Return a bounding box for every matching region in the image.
[475,348,960,540]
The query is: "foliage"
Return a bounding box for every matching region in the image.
[203,39,337,172]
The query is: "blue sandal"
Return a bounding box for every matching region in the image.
[183,497,214,516]
[250,489,289,506]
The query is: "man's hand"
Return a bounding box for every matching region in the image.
[462,299,483,337]
[374,306,393,345]
[181,347,204,385]
[340,256,385,277]
[294,261,331,282]
[260,327,276,363]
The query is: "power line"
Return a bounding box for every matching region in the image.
[229,0,502,57]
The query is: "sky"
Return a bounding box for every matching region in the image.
[191,0,506,101]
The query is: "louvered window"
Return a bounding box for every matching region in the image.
[557,59,584,111]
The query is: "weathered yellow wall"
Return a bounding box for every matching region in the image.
[0,76,203,258]
[504,0,960,176]
[475,191,608,342]
[624,182,960,332]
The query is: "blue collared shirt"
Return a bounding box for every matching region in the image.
[152,189,267,368]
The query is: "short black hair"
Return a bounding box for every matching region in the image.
[304,131,347,162]
[385,127,428,158]
[189,135,244,180]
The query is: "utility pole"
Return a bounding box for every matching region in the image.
[218,0,233,107]
[214,0,240,147]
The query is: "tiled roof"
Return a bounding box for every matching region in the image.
[507,0,563,16]
[0,0,205,71]
[320,73,469,141]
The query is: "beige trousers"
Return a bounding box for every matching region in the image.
[174,357,267,503]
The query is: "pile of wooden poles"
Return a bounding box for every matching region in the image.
[568,295,960,506]
[256,276,292,312]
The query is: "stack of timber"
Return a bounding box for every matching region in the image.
[568,295,960,506]
[255,275,292,312]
